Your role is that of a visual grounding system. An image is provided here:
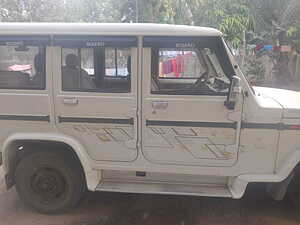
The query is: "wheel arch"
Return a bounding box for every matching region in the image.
[2,132,99,191]
[230,150,300,199]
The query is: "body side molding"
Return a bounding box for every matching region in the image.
[58,117,134,125]
[0,115,50,122]
[146,120,300,130]
[146,120,237,128]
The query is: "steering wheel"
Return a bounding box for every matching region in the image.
[190,71,209,90]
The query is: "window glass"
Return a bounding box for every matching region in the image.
[62,47,131,93]
[151,47,230,95]
[62,48,95,91]
[158,49,204,79]
[105,48,130,77]
[0,45,45,89]
[81,48,94,75]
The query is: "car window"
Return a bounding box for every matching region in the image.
[151,47,230,95]
[0,45,46,90]
[61,47,131,93]
[145,36,233,96]
[105,48,131,77]
[158,49,206,79]
[55,35,137,93]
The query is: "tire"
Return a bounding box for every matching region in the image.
[288,169,300,208]
[15,151,86,214]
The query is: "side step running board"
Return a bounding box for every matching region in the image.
[96,180,232,198]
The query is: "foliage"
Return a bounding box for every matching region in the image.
[246,0,300,84]
[0,0,252,48]
[184,0,251,48]
[0,0,65,22]
[211,0,252,48]
[245,57,265,81]
[65,0,120,22]
[1,0,300,85]
[118,0,190,24]
[248,0,300,35]
[287,23,300,51]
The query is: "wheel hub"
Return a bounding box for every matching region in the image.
[31,168,66,201]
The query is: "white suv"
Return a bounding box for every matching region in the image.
[0,23,299,214]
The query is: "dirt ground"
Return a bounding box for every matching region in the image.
[1,167,300,225]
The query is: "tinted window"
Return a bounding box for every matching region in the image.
[0,45,45,89]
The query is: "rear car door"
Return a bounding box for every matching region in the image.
[141,36,243,166]
[53,36,138,162]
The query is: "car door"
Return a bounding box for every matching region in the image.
[53,35,138,162]
[141,36,243,167]
[0,35,53,135]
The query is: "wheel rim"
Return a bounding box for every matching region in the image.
[30,167,66,203]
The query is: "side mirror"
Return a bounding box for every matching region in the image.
[225,76,242,110]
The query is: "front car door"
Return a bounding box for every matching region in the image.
[53,35,138,162]
[141,36,243,167]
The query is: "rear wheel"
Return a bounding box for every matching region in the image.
[15,151,86,214]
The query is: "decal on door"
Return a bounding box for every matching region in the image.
[145,126,236,160]
[61,123,137,161]
[72,124,134,144]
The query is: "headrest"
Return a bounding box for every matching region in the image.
[65,54,79,68]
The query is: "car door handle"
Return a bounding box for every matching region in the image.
[152,101,168,110]
[63,97,78,105]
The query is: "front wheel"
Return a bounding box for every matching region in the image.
[15,151,86,214]
[288,168,300,208]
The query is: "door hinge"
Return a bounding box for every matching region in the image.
[130,108,139,118]
[227,111,243,122]
[136,109,140,117]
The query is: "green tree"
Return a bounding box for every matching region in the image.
[288,22,300,51]
[247,0,300,84]
[64,0,120,22]
[0,0,65,22]
[185,0,251,48]
[119,0,166,23]
[117,0,190,24]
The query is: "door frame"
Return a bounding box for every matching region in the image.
[140,37,243,167]
[52,41,140,162]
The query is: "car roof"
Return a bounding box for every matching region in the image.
[0,23,222,37]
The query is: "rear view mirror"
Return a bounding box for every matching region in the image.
[225,76,242,110]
